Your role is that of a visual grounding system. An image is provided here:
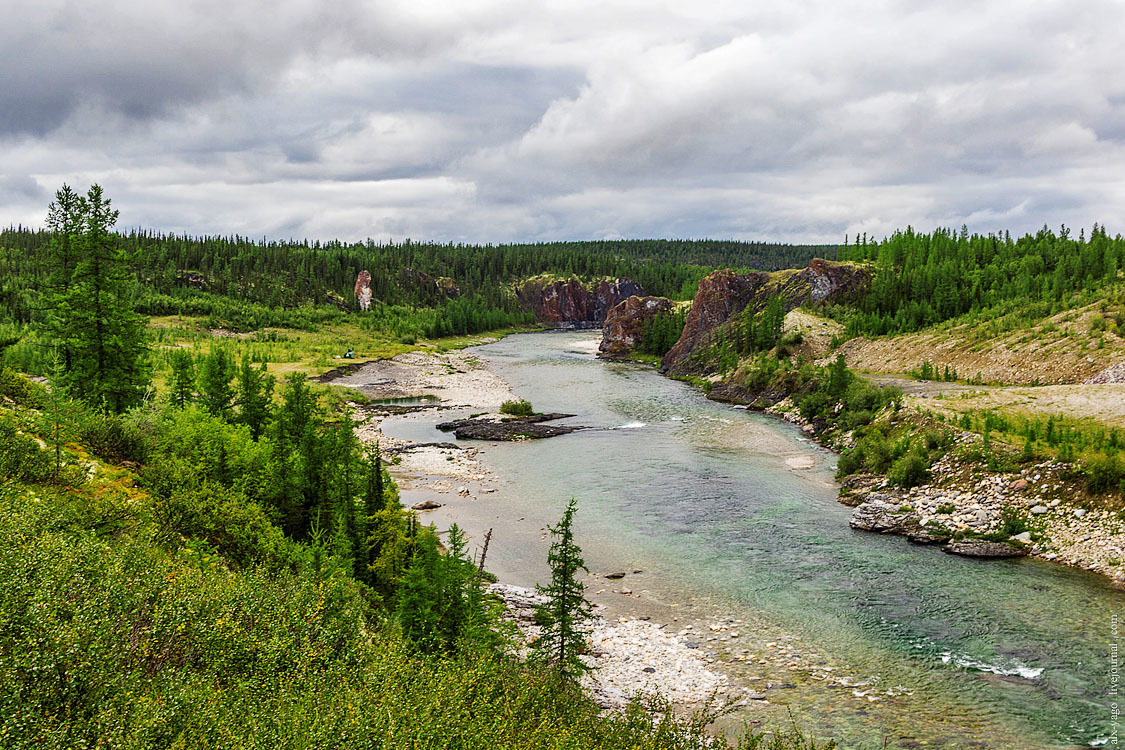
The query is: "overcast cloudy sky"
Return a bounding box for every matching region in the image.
[2,0,1123,244]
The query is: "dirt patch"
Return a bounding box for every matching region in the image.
[905,382,1125,429]
[329,349,518,409]
[782,309,843,359]
[836,301,1125,385]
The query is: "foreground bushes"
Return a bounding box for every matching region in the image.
[0,479,823,749]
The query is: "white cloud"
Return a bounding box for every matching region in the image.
[2,0,1124,243]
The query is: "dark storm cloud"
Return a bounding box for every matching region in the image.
[1,0,1123,242]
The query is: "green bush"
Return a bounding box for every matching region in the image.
[779,330,804,347]
[996,505,1029,538]
[887,449,931,488]
[500,399,534,416]
[0,365,45,408]
[0,418,52,482]
[78,411,152,464]
[153,481,298,571]
[1085,453,1125,494]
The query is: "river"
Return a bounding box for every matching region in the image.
[382,330,1118,749]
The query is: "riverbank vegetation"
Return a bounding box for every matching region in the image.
[1,316,854,749]
[0,185,847,748]
[0,223,834,330]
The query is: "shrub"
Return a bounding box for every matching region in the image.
[887,449,931,488]
[0,418,53,482]
[0,365,45,408]
[78,412,152,464]
[500,399,534,416]
[1085,453,1125,494]
[835,447,861,477]
[935,502,956,514]
[996,506,1029,538]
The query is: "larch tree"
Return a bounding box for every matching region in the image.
[197,348,237,420]
[235,354,274,439]
[534,498,594,680]
[167,348,196,409]
[51,184,150,413]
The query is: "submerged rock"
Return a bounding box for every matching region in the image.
[942,540,1028,558]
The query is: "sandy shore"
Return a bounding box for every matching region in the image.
[334,346,738,709]
[338,348,515,494]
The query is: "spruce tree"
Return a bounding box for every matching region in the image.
[197,348,236,419]
[51,184,150,413]
[167,349,195,409]
[397,530,443,651]
[534,498,593,680]
[828,353,851,397]
[44,185,82,373]
[235,354,274,439]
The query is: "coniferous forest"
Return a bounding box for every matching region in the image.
[837,225,1125,335]
[0,186,844,749]
[3,183,1125,748]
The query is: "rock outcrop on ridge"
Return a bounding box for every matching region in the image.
[599,295,674,357]
[515,277,645,328]
[662,260,870,374]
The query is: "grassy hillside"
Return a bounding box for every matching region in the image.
[836,294,1125,385]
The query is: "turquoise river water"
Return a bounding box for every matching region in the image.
[383,331,1120,749]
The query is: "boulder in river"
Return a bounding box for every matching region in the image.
[436,413,582,441]
[411,500,443,510]
[849,499,920,534]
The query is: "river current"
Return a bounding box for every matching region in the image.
[383,331,1119,749]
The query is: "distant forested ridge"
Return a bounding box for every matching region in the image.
[838,224,1125,336]
[0,228,836,328]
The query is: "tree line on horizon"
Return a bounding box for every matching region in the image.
[0,224,837,330]
[836,223,1125,335]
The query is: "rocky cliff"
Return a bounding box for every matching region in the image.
[354,270,372,311]
[660,270,769,371]
[662,260,869,374]
[598,295,674,357]
[515,277,645,328]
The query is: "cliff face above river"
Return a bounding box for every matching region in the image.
[662,260,870,374]
[516,276,644,327]
[599,295,674,357]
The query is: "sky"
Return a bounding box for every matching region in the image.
[2,0,1124,244]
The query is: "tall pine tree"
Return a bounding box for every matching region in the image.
[534,498,593,680]
[51,185,150,413]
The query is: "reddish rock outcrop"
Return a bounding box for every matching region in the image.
[599,296,674,357]
[515,277,645,327]
[354,270,373,311]
[799,258,869,304]
[661,270,769,371]
[661,260,870,374]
